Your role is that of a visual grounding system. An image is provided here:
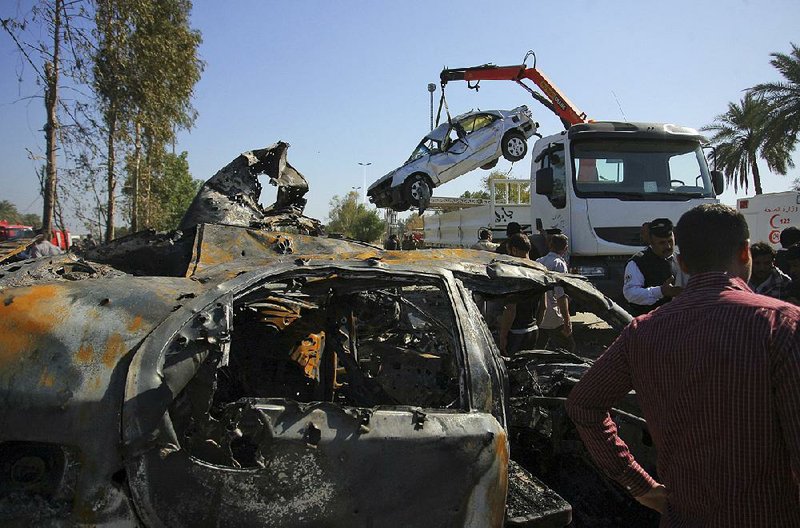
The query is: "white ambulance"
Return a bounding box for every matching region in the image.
[737,191,800,247]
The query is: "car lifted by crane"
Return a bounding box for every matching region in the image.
[422,51,724,304]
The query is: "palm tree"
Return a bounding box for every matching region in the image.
[702,94,784,195]
[750,43,800,166]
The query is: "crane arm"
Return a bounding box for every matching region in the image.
[440,63,588,128]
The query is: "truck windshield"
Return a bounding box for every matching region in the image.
[571,139,714,200]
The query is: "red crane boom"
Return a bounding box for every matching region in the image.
[440,60,588,129]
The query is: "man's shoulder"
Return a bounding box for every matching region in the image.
[677,284,800,320]
[629,249,647,262]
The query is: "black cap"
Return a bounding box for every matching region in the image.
[506,222,522,235]
[648,218,673,238]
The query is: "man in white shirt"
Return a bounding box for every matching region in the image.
[535,233,574,352]
[471,229,498,251]
[623,218,682,316]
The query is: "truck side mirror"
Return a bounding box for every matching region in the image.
[711,170,724,195]
[535,167,553,195]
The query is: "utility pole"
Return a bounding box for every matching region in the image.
[358,162,371,204]
[428,83,436,131]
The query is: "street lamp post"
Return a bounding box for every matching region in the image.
[427,83,437,131]
[358,162,371,204]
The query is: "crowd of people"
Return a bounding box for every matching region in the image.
[469,206,800,525]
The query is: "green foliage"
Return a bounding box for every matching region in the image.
[482,170,530,203]
[704,42,800,195]
[0,200,20,222]
[459,190,490,200]
[21,213,42,227]
[92,0,204,234]
[145,151,203,231]
[129,0,204,143]
[702,94,779,194]
[0,200,41,226]
[326,191,386,243]
[750,42,800,166]
[402,213,424,232]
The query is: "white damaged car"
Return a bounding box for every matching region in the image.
[368,106,537,212]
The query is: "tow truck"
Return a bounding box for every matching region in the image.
[425,52,724,302]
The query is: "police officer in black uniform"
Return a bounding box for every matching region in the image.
[623,218,683,316]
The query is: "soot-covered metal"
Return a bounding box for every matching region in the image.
[0,142,652,527]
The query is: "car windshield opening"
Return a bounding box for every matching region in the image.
[168,273,464,468]
[572,139,714,199]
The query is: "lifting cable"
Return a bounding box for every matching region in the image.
[434,80,454,129]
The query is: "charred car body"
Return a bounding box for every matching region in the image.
[0,143,654,527]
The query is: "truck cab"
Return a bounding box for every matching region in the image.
[530,121,723,302]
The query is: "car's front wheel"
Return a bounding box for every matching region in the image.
[501,131,527,162]
[404,173,432,208]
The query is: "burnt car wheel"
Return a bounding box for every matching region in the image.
[501,131,527,162]
[480,158,499,170]
[404,173,432,207]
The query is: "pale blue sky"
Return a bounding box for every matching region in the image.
[1,0,798,229]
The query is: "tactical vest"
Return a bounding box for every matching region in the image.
[627,247,673,316]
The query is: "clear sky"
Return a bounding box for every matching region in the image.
[1,0,799,230]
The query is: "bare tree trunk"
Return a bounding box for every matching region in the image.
[752,160,763,195]
[42,0,62,239]
[132,121,141,232]
[55,185,66,234]
[106,111,117,242]
[145,152,151,227]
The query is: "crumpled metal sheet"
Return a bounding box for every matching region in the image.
[187,223,378,276]
[0,274,210,524]
[0,253,127,290]
[178,142,321,234]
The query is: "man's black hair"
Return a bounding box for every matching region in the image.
[780,226,800,248]
[479,229,491,240]
[675,204,749,274]
[549,233,568,253]
[750,241,775,259]
[507,232,531,254]
[506,222,522,236]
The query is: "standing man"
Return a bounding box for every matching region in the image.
[82,233,98,250]
[785,243,800,305]
[498,233,539,356]
[384,234,400,250]
[776,226,800,275]
[567,204,800,526]
[535,233,574,352]
[623,218,682,315]
[471,228,499,251]
[495,222,523,255]
[748,241,792,300]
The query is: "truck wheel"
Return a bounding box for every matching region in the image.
[404,174,432,207]
[501,132,527,162]
[480,158,499,170]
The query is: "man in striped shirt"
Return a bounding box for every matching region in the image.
[566,204,800,526]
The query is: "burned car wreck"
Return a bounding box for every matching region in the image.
[0,143,655,527]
